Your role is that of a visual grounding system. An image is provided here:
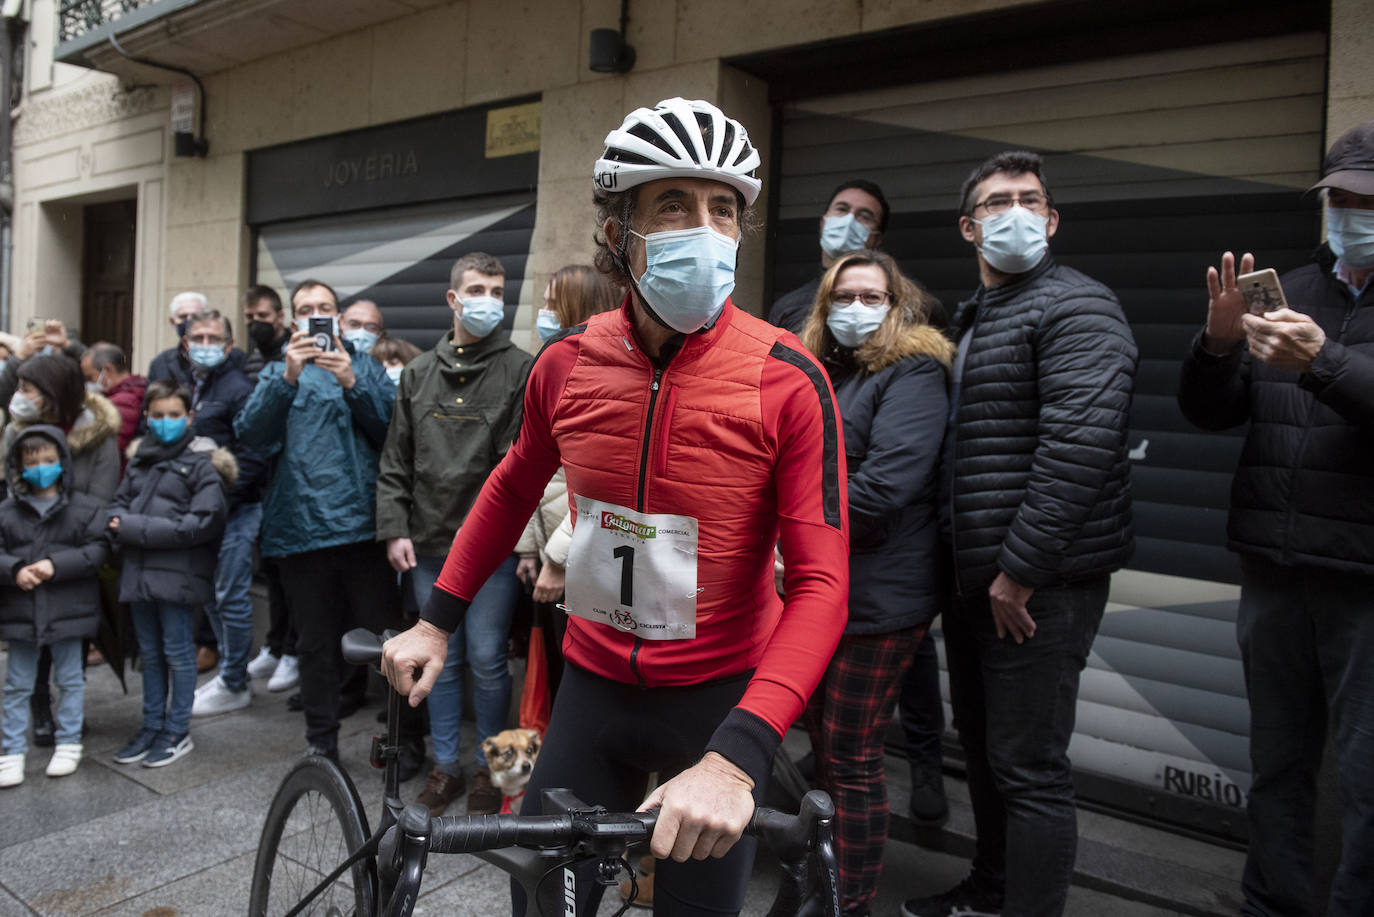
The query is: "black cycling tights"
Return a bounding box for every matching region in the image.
[511,663,764,916]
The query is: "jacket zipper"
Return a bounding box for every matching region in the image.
[628,362,666,688]
[1278,294,1357,560]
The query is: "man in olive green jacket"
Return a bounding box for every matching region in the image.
[376,251,533,817]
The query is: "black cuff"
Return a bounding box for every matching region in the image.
[1190,329,1245,365]
[704,707,781,790]
[419,586,470,634]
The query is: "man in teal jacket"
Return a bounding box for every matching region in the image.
[235,278,417,762]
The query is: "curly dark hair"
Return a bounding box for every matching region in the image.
[591,186,758,287]
[958,150,1054,217]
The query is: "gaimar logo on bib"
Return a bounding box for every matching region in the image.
[601,511,656,540]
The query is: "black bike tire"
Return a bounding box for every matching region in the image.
[249,756,379,917]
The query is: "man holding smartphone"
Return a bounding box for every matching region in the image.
[235,279,422,764]
[1178,120,1374,917]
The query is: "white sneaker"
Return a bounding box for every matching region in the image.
[268,654,299,693]
[46,744,82,777]
[247,647,280,679]
[191,676,252,716]
[194,673,223,698]
[0,753,23,787]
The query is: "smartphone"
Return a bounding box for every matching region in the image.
[307,316,335,351]
[1237,269,1288,316]
[26,317,46,333]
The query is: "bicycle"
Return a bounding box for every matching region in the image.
[249,628,841,916]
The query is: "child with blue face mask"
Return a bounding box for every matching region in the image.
[106,379,233,769]
[0,428,111,787]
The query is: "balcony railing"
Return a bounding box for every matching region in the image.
[58,0,156,44]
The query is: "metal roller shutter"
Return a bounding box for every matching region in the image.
[254,192,536,349]
[774,33,1326,837]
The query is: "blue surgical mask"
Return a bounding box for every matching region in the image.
[820,213,871,260]
[459,296,504,338]
[188,344,227,369]
[386,366,403,384]
[21,461,62,490]
[974,205,1050,275]
[629,225,738,334]
[827,301,890,348]
[148,416,188,444]
[342,329,378,354]
[535,308,562,342]
[1327,207,1374,270]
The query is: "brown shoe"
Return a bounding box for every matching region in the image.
[196,646,219,673]
[467,767,502,815]
[415,769,465,817]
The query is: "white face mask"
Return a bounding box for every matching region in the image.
[973,205,1050,275]
[386,365,403,384]
[459,296,504,338]
[8,392,42,422]
[820,213,872,260]
[826,301,890,348]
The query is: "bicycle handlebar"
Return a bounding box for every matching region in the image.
[379,788,838,917]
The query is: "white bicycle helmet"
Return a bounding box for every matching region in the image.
[594,98,762,205]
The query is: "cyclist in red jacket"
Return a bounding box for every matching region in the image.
[383,97,849,916]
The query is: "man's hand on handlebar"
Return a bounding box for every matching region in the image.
[639,751,755,862]
[381,620,450,707]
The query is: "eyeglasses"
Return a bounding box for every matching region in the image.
[972,192,1048,215]
[830,289,892,307]
[342,321,382,334]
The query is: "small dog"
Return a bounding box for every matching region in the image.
[481,727,541,813]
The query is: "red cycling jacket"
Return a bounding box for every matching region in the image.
[421,300,849,785]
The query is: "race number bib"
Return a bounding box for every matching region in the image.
[562,497,698,640]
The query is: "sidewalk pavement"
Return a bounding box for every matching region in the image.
[0,646,1242,916]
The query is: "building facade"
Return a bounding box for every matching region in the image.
[8,0,1373,839]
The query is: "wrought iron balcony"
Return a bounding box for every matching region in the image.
[58,0,156,44]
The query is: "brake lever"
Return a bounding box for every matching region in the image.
[383,803,431,917]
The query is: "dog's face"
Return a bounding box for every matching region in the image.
[481,728,541,795]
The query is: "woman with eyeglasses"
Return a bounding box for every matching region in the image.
[795,249,954,917]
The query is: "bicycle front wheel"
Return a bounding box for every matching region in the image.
[249,755,378,917]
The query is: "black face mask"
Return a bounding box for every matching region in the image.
[175,319,191,339]
[248,320,277,351]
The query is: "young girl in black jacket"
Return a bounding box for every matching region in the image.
[108,380,233,769]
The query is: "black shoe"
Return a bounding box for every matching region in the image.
[900,872,1003,917]
[287,693,303,712]
[306,743,339,763]
[908,763,949,827]
[30,697,55,748]
[396,737,426,783]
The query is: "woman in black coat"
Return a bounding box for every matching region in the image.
[796,250,954,916]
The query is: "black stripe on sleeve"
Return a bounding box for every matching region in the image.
[767,340,843,530]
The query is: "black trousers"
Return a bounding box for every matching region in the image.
[513,663,764,916]
[263,556,298,658]
[275,540,418,750]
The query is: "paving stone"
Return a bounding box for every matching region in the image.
[0,885,35,917]
[0,752,159,850]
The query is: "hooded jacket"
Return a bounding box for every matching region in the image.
[822,324,954,633]
[947,254,1137,593]
[0,426,111,644]
[179,354,269,509]
[107,432,234,605]
[102,374,148,458]
[235,346,394,557]
[1178,245,1374,575]
[376,330,533,556]
[3,390,122,500]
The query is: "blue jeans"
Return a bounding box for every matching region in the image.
[3,638,84,754]
[1237,557,1374,917]
[205,501,262,692]
[413,554,519,768]
[944,575,1108,917]
[131,601,197,738]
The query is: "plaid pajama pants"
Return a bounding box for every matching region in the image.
[804,625,926,916]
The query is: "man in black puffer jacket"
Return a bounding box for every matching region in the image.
[1178,121,1374,917]
[902,151,1137,917]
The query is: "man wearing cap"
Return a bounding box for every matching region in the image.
[1178,120,1374,917]
[381,98,848,915]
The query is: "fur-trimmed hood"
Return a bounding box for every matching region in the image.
[856,324,956,375]
[6,390,122,457]
[127,434,239,484]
